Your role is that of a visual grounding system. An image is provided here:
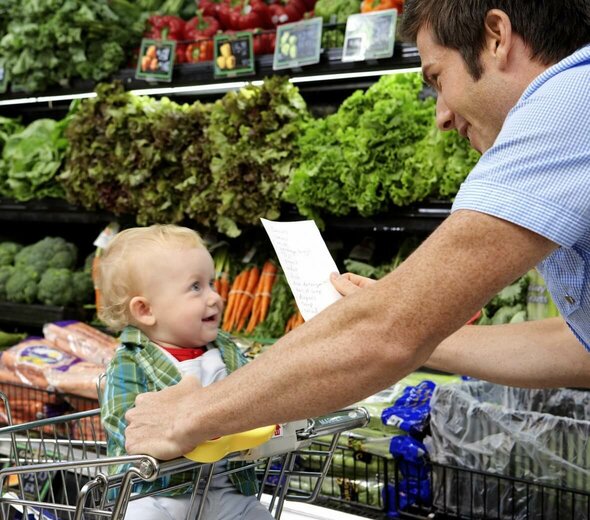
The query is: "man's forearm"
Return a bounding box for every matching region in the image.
[177,212,557,444]
[427,318,590,388]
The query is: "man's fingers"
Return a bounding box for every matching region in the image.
[330,272,362,296]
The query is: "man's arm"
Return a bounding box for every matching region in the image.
[427,317,590,388]
[125,210,558,459]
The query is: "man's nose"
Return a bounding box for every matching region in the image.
[435,95,455,131]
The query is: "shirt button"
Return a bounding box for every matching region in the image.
[565,295,576,304]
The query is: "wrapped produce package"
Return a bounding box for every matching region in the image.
[427,381,590,520]
[0,338,103,399]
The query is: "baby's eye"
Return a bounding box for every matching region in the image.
[191,281,201,292]
[210,280,216,290]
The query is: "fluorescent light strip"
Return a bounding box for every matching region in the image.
[0,67,421,106]
[36,92,97,103]
[0,97,38,106]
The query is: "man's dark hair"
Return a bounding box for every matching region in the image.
[401,0,590,79]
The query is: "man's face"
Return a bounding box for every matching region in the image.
[416,26,513,154]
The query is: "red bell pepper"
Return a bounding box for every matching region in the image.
[230,0,273,30]
[198,0,226,18]
[146,15,186,41]
[268,0,306,26]
[252,30,277,55]
[184,11,221,41]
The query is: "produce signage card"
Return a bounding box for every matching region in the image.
[342,9,397,62]
[136,39,176,82]
[261,218,342,321]
[273,17,323,71]
[214,32,255,78]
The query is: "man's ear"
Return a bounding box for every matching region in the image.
[129,296,156,327]
[483,9,513,70]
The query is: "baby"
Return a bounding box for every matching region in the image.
[99,224,273,520]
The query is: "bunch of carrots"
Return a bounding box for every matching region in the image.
[221,260,278,334]
[284,307,304,333]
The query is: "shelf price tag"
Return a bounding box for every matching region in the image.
[0,65,7,94]
[214,32,255,78]
[273,17,323,71]
[342,9,397,62]
[135,39,176,82]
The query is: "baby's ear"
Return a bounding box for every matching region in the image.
[129,296,156,327]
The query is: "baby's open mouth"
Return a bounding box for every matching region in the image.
[203,315,217,322]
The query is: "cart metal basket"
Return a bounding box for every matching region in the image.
[0,391,369,520]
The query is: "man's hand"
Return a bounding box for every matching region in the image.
[125,375,204,459]
[330,272,376,296]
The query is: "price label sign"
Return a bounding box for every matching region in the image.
[136,39,176,82]
[0,66,7,94]
[342,9,397,62]
[214,32,255,78]
[273,17,323,71]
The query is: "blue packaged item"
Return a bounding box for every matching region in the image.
[381,380,435,437]
[384,478,431,518]
[389,435,429,480]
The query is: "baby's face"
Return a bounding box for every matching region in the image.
[143,247,222,349]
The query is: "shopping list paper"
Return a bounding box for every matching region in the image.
[261,218,342,321]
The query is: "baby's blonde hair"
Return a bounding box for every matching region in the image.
[97,224,205,332]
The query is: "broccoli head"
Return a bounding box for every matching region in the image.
[72,270,94,305]
[0,265,15,300]
[15,237,78,273]
[38,268,75,307]
[0,242,23,266]
[6,266,40,304]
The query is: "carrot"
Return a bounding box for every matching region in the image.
[232,266,259,331]
[236,297,255,331]
[222,271,246,331]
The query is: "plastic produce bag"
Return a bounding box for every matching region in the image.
[43,320,118,366]
[0,338,103,399]
[426,381,590,520]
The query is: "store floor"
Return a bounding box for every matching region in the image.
[260,494,367,520]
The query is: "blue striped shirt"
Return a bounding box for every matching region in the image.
[452,45,590,352]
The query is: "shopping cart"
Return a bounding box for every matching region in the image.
[0,390,369,520]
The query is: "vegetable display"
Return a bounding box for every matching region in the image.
[285,73,479,224]
[0,118,69,202]
[0,237,93,307]
[206,76,310,236]
[61,82,212,226]
[0,0,138,93]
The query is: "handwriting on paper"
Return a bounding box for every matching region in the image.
[261,219,342,321]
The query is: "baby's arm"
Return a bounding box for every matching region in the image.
[101,348,148,462]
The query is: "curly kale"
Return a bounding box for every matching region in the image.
[208,76,310,236]
[6,265,40,303]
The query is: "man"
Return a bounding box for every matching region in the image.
[125,0,590,460]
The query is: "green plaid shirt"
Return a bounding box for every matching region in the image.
[100,326,258,496]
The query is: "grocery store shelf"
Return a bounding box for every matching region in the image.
[324,201,452,233]
[0,302,89,328]
[0,198,118,224]
[0,43,420,109]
